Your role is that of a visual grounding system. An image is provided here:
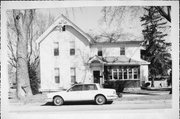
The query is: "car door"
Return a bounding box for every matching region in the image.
[64,84,83,101]
[80,84,98,101]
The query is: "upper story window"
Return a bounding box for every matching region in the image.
[62,25,66,31]
[70,41,75,55]
[120,47,125,55]
[54,42,59,56]
[97,49,102,56]
[54,68,60,83]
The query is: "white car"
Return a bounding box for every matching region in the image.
[46,83,118,106]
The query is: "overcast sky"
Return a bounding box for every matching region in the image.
[37,6,145,40]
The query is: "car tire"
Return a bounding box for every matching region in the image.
[53,96,64,106]
[95,95,106,105]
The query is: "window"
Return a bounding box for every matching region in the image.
[62,25,66,31]
[54,42,59,56]
[129,68,132,79]
[118,69,122,79]
[120,47,125,55]
[112,69,118,80]
[54,68,60,83]
[108,66,139,80]
[83,84,97,91]
[70,67,76,83]
[70,41,75,55]
[134,68,138,79]
[97,50,102,56]
[124,68,127,79]
[69,85,83,91]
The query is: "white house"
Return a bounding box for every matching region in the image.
[36,14,150,92]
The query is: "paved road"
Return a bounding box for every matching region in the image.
[9,100,171,113]
[5,100,172,119]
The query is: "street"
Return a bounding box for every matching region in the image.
[9,100,171,113]
[6,100,172,119]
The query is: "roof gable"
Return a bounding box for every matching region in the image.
[36,14,94,47]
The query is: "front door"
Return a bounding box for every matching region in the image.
[93,71,100,83]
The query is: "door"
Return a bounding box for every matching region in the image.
[93,71,100,83]
[65,85,83,101]
[80,84,98,101]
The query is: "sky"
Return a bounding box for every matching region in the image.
[36,6,171,42]
[37,6,145,40]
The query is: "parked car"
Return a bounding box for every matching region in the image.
[46,83,118,106]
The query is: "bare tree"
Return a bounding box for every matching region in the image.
[12,9,34,100]
[7,9,56,98]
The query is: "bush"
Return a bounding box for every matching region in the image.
[28,62,40,95]
[103,81,127,93]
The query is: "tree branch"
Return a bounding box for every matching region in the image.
[155,6,171,22]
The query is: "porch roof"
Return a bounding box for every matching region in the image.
[88,55,150,65]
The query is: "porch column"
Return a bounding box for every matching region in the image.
[140,64,149,86]
[101,63,104,84]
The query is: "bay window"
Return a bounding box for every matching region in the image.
[107,66,139,80]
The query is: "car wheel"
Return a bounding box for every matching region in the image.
[95,95,106,105]
[53,96,64,106]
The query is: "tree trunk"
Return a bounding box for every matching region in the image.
[13,10,33,101]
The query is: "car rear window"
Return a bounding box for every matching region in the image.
[83,84,97,91]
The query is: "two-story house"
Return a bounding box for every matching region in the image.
[36,14,149,92]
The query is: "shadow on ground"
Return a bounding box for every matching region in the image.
[122,92,158,95]
[42,101,96,106]
[41,101,113,106]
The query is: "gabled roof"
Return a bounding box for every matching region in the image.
[88,55,105,64]
[36,14,94,47]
